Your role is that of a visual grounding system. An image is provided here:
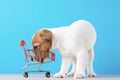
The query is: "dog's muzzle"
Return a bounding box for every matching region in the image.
[33,50,50,63]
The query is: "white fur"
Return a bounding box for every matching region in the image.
[49,20,97,79]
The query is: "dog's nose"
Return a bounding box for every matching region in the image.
[33,46,38,49]
[31,58,33,61]
[41,58,44,63]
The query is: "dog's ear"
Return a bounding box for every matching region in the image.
[39,29,52,41]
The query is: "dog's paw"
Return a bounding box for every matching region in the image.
[88,73,97,77]
[74,73,85,79]
[67,72,74,76]
[53,72,66,78]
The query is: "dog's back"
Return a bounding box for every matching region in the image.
[50,20,96,52]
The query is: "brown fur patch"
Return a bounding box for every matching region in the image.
[32,29,52,62]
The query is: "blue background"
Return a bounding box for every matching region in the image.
[0,0,120,75]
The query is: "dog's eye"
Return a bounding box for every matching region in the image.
[33,46,38,49]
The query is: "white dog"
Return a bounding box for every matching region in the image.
[32,20,97,79]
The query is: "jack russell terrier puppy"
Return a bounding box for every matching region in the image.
[32,20,97,79]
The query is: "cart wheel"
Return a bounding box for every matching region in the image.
[23,72,28,78]
[45,72,50,78]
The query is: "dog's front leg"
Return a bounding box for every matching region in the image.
[54,56,71,78]
[74,48,88,79]
[67,58,76,76]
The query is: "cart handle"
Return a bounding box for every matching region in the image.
[20,40,25,46]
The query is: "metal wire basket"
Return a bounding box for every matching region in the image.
[20,40,55,78]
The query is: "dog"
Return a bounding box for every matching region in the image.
[32,20,97,79]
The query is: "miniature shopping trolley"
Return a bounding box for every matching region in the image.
[20,40,55,78]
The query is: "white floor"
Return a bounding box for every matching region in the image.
[0,74,120,80]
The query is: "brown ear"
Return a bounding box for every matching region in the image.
[39,29,52,41]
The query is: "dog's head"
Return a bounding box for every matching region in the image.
[32,29,52,62]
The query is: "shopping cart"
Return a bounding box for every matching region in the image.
[20,40,55,78]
